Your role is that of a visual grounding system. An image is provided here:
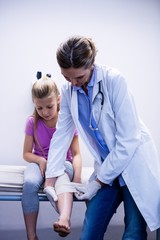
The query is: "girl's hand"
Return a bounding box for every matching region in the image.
[38,157,47,177]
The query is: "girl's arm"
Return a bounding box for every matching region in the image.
[70,135,82,183]
[23,134,46,177]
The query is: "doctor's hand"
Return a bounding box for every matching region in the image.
[75,180,102,201]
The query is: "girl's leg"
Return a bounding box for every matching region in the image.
[64,160,74,181]
[80,178,122,240]
[54,192,73,237]
[53,171,74,237]
[122,185,147,240]
[43,161,73,206]
[23,212,39,240]
[22,163,43,240]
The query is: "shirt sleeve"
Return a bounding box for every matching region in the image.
[46,84,76,178]
[25,116,34,136]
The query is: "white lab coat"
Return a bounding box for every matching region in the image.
[46,64,160,231]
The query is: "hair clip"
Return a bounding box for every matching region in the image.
[36,71,42,80]
[46,73,51,78]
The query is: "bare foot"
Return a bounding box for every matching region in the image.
[53,219,71,237]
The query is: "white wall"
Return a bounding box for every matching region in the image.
[0,0,160,166]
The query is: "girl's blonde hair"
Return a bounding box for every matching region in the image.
[31,75,60,156]
[32,75,59,102]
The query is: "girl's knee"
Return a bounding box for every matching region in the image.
[23,180,40,194]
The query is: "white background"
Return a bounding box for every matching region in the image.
[0,0,160,167]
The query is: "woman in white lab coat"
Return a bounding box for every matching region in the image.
[45,35,160,240]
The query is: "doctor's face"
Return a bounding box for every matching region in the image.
[60,65,94,87]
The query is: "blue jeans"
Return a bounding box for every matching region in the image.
[80,181,147,240]
[22,163,44,213]
[80,178,122,240]
[122,185,147,240]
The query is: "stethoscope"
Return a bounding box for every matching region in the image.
[89,81,104,131]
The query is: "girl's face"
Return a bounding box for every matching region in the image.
[60,65,94,87]
[33,95,59,122]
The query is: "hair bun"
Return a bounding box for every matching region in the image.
[46,73,51,78]
[36,71,42,80]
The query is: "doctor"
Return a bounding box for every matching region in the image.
[45,35,160,240]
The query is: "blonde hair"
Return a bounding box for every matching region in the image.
[31,75,60,156]
[32,75,59,101]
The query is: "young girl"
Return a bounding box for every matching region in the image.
[21,74,82,240]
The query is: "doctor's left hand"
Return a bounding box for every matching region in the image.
[75,180,102,200]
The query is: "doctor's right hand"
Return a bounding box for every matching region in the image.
[75,180,102,201]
